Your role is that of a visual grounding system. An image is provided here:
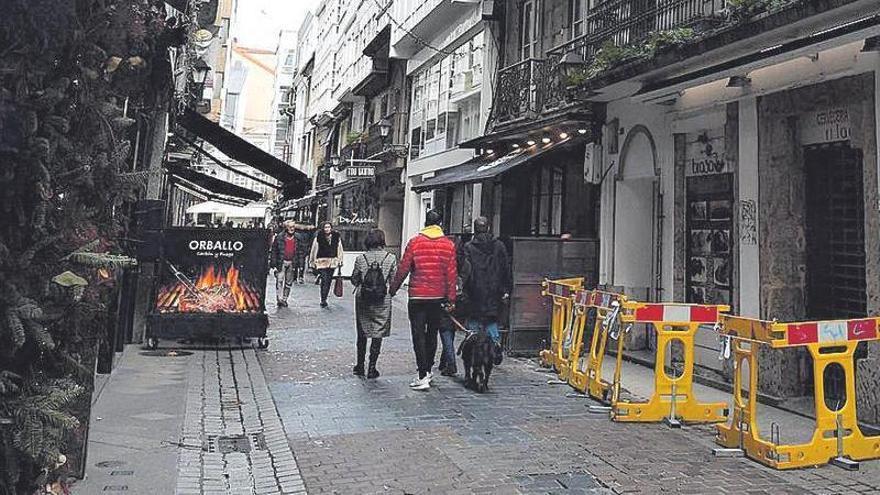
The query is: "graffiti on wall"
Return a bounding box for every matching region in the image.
[740,199,757,246]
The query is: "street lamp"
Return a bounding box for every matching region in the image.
[191,58,210,86]
[378,118,392,139]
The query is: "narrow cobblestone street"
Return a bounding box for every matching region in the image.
[261,280,880,494]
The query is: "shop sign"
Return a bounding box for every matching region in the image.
[685,130,729,177]
[337,212,375,226]
[583,142,601,184]
[800,107,851,145]
[346,165,375,178]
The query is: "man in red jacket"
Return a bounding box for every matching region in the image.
[389,210,457,391]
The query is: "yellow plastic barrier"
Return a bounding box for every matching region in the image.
[611,302,731,426]
[567,289,627,403]
[716,315,880,470]
[539,277,584,378]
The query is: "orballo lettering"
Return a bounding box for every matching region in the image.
[188,240,245,251]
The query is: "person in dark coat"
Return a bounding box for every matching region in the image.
[293,224,314,284]
[438,237,471,377]
[309,222,344,308]
[463,216,510,364]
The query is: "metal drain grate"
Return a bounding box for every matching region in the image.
[205,434,252,454]
[103,485,128,491]
[110,470,134,476]
[250,432,267,451]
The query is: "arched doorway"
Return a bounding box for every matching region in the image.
[612,125,660,301]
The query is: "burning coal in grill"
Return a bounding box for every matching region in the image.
[156,264,261,313]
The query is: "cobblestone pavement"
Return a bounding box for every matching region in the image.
[175,347,306,495]
[261,280,880,494]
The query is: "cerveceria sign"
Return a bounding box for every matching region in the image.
[801,107,851,145]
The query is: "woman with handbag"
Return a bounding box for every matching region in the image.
[308,221,345,308]
[350,229,397,378]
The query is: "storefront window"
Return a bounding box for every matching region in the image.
[530,164,564,236]
[442,184,474,234]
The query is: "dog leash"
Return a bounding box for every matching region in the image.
[448,313,480,356]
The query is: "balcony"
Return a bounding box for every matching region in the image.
[337,112,409,172]
[491,0,876,128]
[315,165,334,190]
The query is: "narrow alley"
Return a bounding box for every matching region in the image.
[258,281,880,494]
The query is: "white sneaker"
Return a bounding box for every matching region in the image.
[426,372,434,383]
[411,377,430,391]
[409,375,422,388]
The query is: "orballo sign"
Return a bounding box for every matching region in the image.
[801,107,851,145]
[189,239,245,258]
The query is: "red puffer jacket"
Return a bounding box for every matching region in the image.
[390,226,457,301]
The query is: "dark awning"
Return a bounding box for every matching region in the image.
[412,138,577,192]
[167,163,263,202]
[177,108,309,198]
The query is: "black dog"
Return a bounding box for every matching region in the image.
[457,332,494,393]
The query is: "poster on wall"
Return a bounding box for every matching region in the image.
[153,228,269,315]
[686,173,734,308]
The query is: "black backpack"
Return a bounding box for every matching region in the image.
[360,253,390,304]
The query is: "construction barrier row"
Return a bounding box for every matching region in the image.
[540,278,880,471]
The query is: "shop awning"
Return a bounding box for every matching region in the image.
[167,163,263,202]
[186,201,270,218]
[177,108,309,197]
[412,138,576,192]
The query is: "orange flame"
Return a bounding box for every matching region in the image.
[156,264,260,313]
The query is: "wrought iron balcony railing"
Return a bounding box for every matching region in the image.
[492,58,548,125]
[492,0,726,125]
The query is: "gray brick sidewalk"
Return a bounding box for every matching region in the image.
[261,278,880,494]
[175,347,306,495]
[72,344,306,495]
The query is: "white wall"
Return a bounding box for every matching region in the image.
[600,99,674,298]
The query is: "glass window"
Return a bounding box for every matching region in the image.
[409,32,484,156]
[410,127,422,159]
[521,0,538,60]
[552,167,564,234]
[569,0,585,38]
[530,164,565,235]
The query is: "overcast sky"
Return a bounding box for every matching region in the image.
[234,0,323,50]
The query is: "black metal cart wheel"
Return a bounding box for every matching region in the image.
[257,338,269,350]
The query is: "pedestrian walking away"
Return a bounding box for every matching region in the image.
[293,224,315,284]
[389,210,457,391]
[350,229,398,379]
[439,237,472,377]
[270,220,298,307]
[463,216,510,365]
[309,221,345,308]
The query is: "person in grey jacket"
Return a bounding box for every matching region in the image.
[350,229,398,379]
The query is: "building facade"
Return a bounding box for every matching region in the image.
[549,0,880,421]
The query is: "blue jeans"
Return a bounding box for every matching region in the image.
[439,326,456,370]
[466,319,501,344]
